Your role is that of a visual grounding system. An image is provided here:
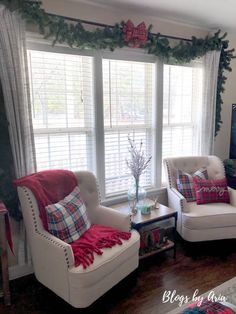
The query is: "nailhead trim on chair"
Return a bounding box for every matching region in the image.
[164,160,187,212]
[129,214,132,232]
[220,159,227,178]
[22,187,71,268]
[95,178,101,203]
[22,187,39,233]
[171,188,184,211]
[165,160,173,188]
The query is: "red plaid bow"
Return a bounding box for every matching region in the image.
[123,20,148,48]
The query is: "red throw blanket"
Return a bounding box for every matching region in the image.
[71,224,131,268]
[14,170,78,231]
[14,170,131,268]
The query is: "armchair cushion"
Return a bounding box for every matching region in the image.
[45,186,91,243]
[176,168,208,202]
[71,224,131,269]
[194,178,230,204]
[183,202,236,230]
[69,230,139,284]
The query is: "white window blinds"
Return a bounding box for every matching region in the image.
[27,50,94,171]
[162,63,203,161]
[102,59,155,196]
[27,45,207,199]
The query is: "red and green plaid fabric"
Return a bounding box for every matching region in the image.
[193,178,230,205]
[181,298,235,313]
[45,186,91,243]
[176,168,208,202]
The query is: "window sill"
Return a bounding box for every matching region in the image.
[101,187,167,207]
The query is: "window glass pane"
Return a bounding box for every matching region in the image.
[162,63,203,180]
[28,50,94,171]
[103,59,155,196]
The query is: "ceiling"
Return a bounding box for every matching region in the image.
[71,0,236,32]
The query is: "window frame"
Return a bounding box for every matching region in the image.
[101,56,158,196]
[94,49,163,201]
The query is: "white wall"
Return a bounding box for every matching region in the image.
[42,0,208,38]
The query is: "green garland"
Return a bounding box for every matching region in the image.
[2,0,236,135]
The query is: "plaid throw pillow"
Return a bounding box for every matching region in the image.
[176,168,208,202]
[193,178,230,205]
[45,186,91,243]
[181,298,235,314]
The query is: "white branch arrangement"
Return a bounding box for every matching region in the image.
[126,135,152,203]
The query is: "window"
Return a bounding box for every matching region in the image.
[102,59,155,196]
[27,44,204,201]
[28,50,94,171]
[162,63,203,160]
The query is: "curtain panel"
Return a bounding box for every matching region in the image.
[199,50,221,155]
[0,5,36,269]
[0,5,36,178]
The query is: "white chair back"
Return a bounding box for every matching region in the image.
[163,155,225,189]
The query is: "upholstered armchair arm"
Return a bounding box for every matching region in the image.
[28,229,74,301]
[167,187,189,235]
[92,205,131,232]
[167,187,189,213]
[228,187,236,207]
[34,229,74,268]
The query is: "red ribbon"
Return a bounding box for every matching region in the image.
[123,20,148,48]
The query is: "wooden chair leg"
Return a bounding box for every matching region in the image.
[1,250,11,305]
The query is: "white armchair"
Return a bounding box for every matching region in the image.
[163,155,236,242]
[17,171,140,308]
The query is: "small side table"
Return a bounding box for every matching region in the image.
[112,202,178,259]
[0,203,11,305]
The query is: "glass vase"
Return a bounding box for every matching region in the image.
[127,182,147,214]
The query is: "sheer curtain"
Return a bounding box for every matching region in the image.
[161,51,220,183]
[162,50,221,162]
[0,5,36,268]
[0,5,36,178]
[198,50,221,155]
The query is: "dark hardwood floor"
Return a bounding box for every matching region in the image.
[1,237,236,314]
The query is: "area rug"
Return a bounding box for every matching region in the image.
[167,276,236,314]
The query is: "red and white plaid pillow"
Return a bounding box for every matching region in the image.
[193,178,230,205]
[176,168,208,202]
[45,186,91,243]
[181,298,235,314]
